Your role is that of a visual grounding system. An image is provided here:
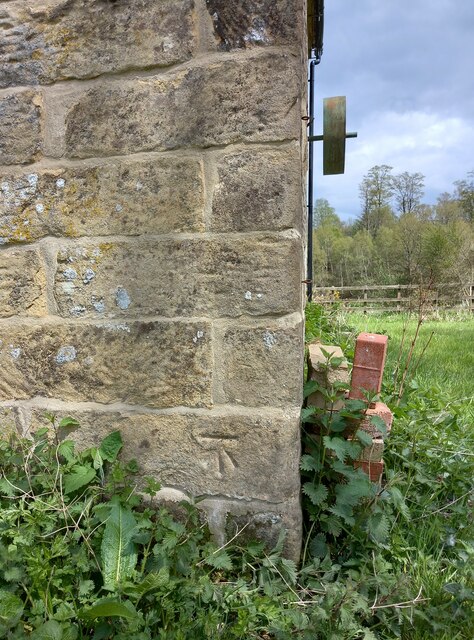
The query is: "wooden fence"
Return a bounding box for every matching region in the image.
[311,283,474,312]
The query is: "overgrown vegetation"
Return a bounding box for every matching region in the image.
[0,306,472,638]
[312,167,473,290]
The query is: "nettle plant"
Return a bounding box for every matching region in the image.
[0,417,305,640]
[300,349,407,566]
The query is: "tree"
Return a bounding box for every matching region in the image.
[313,198,341,228]
[357,165,395,236]
[454,170,474,223]
[433,193,463,224]
[392,171,425,215]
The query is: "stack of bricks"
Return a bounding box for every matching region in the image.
[350,333,392,482]
[307,333,393,483]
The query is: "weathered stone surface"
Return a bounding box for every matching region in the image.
[209,147,302,232]
[0,91,41,164]
[0,0,194,88]
[0,321,212,408]
[0,247,47,317]
[24,408,300,503]
[46,52,300,158]
[200,495,302,560]
[205,0,304,51]
[0,406,22,436]
[307,343,350,410]
[53,235,302,319]
[0,157,204,244]
[214,315,304,408]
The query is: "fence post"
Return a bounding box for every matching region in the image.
[396,286,401,313]
[363,287,368,314]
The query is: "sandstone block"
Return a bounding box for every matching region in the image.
[205,0,304,51]
[214,315,304,408]
[0,247,47,317]
[0,321,212,408]
[201,495,302,560]
[0,157,204,244]
[307,343,350,410]
[24,408,300,503]
[350,332,388,400]
[209,147,303,232]
[0,406,22,436]
[53,235,301,319]
[0,91,41,164]
[45,52,300,158]
[0,0,194,88]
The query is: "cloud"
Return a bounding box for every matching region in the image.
[311,0,474,221]
[313,111,474,220]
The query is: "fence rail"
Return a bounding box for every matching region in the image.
[311,283,474,312]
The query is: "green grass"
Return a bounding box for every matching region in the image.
[341,311,474,401]
[305,304,474,638]
[340,310,474,638]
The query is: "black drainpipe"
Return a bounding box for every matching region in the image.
[306,0,324,302]
[307,58,318,302]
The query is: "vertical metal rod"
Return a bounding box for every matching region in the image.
[307,58,317,302]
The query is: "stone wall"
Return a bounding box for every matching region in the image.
[0,0,308,556]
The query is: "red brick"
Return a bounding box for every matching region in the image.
[357,402,393,438]
[349,332,388,400]
[354,460,384,483]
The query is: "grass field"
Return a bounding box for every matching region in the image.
[306,305,474,638]
[340,311,474,402]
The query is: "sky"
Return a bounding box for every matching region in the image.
[312,0,474,222]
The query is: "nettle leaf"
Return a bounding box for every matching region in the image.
[341,399,367,415]
[310,533,328,558]
[300,454,321,472]
[205,550,233,571]
[80,599,138,621]
[388,487,411,521]
[122,568,170,599]
[58,440,75,463]
[355,429,374,448]
[279,557,298,584]
[58,417,80,430]
[303,379,321,399]
[328,415,348,433]
[63,465,96,495]
[303,482,328,506]
[0,477,16,497]
[99,431,123,463]
[31,620,63,640]
[323,436,352,462]
[101,498,138,590]
[301,406,320,422]
[0,589,23,632]
[369,415,387,437]
[329,503,355,526]
[367,512,390,543]
[321,514,342,537]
